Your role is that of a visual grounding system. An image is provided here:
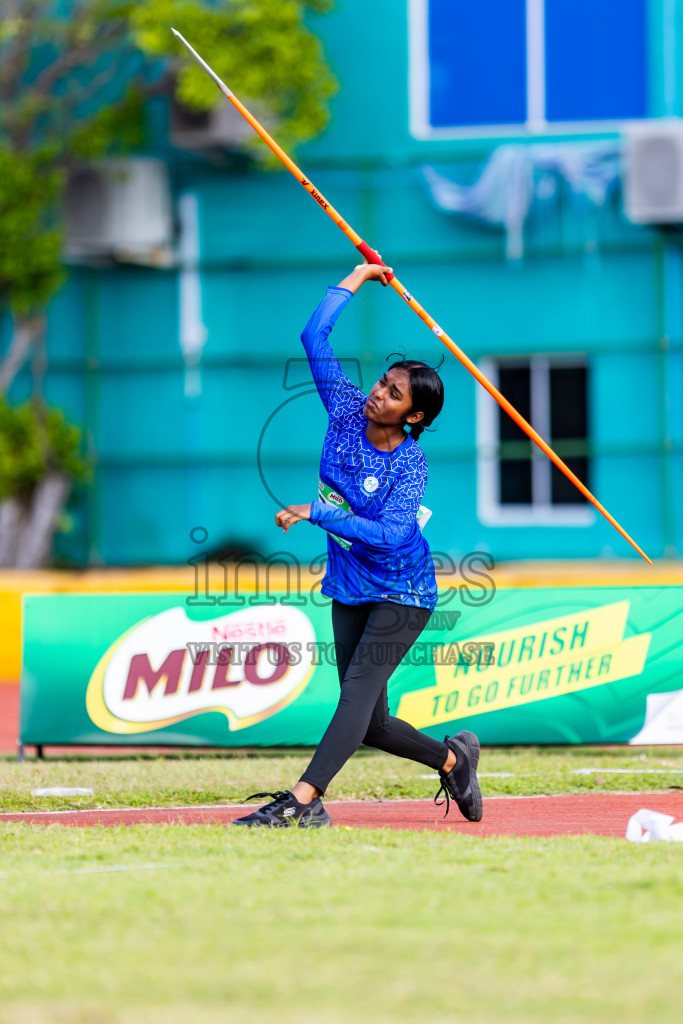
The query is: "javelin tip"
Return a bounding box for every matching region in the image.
[170,27,233,97]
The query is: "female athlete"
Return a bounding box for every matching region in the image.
[233,260,482,828]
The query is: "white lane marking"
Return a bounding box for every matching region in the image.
[31,788,94,796]
[0,802,258,817]
[418,772,516,779]
[68,862,182,875]
[0,862,187,881]
[571,768,683,775]
[422,769,683,780]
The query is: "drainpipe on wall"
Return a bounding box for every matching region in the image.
[178,191,208,544]
[654,233,679,558]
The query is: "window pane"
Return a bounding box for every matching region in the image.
[545,0,648,122]
[552,458,589,504]
[498,364,532,504]
[498,365,531,441]
[501,460,533,504]
[428,0,527,128]
[550,365,588,504]
[550,366,587,439]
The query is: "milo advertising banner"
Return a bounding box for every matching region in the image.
[19,587,683,747]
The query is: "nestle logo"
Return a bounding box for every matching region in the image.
[328,491,344,506]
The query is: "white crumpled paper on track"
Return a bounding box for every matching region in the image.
[625,808,683,843]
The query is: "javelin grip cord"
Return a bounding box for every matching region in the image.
[354,241,394,282]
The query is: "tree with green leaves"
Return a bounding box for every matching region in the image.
[0,0,335,566]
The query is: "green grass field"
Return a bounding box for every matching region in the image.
[1,826,682,1023]
[2,747,682,1023]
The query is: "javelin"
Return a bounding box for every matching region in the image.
[171,28,651,564]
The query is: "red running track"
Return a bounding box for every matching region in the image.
[2,792,683,836]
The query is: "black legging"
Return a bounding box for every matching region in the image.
[299,599,449,795]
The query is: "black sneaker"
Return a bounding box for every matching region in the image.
[232,790,332,828]
[434,730,483,822]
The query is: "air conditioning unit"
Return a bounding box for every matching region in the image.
[170,96,253,150]
[64,158,173,260]
[623,119,683,224]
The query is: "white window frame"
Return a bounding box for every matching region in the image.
[408,0,655,140]
[476,355,595,527]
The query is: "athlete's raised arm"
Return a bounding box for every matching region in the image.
[300,260,393,421]
[336,261,393,293]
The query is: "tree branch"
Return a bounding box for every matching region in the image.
[0,0,41,104]
[5,16,130,151]
[136,69,175,101]
[29,17,126,100]
[60,48,128,111]
[0,314,44,396]
[15,470,71,568]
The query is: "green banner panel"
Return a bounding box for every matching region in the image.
[20,588,683,747]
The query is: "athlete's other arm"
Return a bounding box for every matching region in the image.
[276,504,312,532]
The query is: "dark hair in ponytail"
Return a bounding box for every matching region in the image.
[386,351,445,443]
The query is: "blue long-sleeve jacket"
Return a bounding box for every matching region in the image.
[302,286,438,611]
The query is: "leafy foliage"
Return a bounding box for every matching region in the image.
[0,0,336,312]
[0,0,334,559]
[133,0,336,162]
[0,397,90,500]
[0,148,65,313]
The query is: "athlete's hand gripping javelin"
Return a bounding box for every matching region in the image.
[338,254,393,292]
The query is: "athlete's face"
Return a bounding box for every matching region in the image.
[363,368,424,429]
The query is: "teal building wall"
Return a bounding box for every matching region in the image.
[8,0,683,566]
